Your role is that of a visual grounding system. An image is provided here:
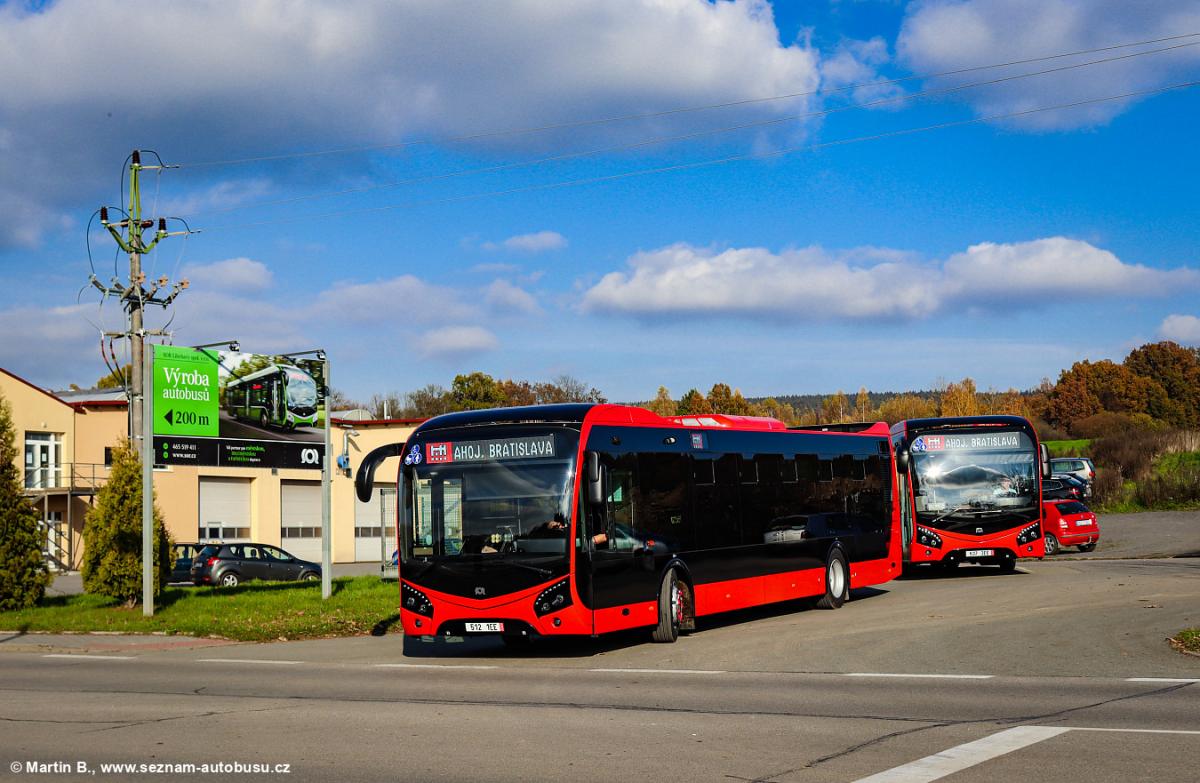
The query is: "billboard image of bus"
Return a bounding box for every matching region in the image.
[357,403,902,644]
[225,363,320,431]
[891,416,1045,571]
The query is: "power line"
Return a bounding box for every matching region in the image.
[199,80,1200,232]
[173,31,1200,169]
[184,39,1200,218]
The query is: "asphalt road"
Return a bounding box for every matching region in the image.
[216,410,324,443]
[5,557,1197,782]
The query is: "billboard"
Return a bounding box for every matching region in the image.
[151,345,326,469]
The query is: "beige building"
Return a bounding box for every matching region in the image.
[2,366,417,569]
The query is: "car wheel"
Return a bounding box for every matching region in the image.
[651,569,682,643]
[301,571,319,582]
[815,548,849,610]
[1078,543,1096,553]
[220,572,240,588]
[1043,533,1059,556]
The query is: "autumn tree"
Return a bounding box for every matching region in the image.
[404,384,453,418]
[939,378,980,417]
[646,386,675,417]
[877,394,937,424]
[757,397,797,424]
[1124,341,1200,428]
[707,383,752,415]
[854,387,874,421]
[821,390,849,423]
[498,379,537,407]
[676,389,711,415]
[95,364,132,389]
[450,372,506,410]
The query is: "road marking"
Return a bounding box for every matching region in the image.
[850,726,1069,783]
[1069,727,1200,735]
[195,658,302,665]
[844,673,994,680]
[42,654,135,660]
[375,663,499,670]
[1125,677,1200,683]
[589,668,726,675]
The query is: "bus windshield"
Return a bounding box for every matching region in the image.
[401,430,577,566]
[286,371,318,407]
[909,430,1036,528]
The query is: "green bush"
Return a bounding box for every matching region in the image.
[0,392,50,610]
[81,441,171,606]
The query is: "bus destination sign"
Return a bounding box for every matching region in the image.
[425,435,556,464]
[912,432,1024,452]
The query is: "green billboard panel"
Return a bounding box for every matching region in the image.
[151,345,219,437]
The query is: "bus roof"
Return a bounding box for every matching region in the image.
[226,363,307,387]
[892,415,1033,434]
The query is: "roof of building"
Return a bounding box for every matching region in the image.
[54,386,129,407]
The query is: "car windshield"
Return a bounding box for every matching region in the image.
[401,429,578,566]
[286,371,318,407]
[910,430,1037,527]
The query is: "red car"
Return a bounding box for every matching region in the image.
[1042,500,1100,555]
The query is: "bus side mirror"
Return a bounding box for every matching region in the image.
[585,451,603,506]
[1040,443,1050,479]
[895,449,909,473]
[356,442,405,503]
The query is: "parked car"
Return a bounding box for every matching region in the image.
[170,542,210,583]
[1042,499,1100,555]
[190,542,321,587]
[1049,457,1096,486]
[1043,474,1087,500]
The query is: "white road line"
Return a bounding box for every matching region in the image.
[1069,727,1200,735]
[374,663,499,670]
[850,726,1069,783]
[195,658,302,665]
[42,654,135,660]
[844,673,994,680]
[1125,677,1200,683]
[589,668,726,675]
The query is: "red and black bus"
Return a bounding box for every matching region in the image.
[890,416,1046,571]
[358,403,901,644]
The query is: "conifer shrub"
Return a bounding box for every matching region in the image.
[81,440,171,606]
[0,392,50,610]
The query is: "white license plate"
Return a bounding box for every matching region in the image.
[964,549,994,557]
[1076,520,1092,525]
[464,622,504,633]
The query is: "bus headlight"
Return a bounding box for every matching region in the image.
[401,582,434,617]
[534,579,573,617]
[916,526,942,549]
[1016,523,1041,545]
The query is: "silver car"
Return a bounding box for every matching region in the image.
[1049,457,1095,496]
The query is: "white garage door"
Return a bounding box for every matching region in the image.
[355,485,396,562]
[280,481,322,563]
[199,477,250,542]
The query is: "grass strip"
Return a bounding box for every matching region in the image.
[0,576,400,641]
[1171,628,1200,657]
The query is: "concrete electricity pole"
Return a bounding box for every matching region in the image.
[92,149,192,616]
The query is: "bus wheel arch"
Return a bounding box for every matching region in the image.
[815,545,850,610]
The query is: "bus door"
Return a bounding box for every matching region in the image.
[897,472,913,561]
[589,456,645,619]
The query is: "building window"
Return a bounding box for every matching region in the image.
[24,432,62,490]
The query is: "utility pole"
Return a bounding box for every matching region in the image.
[92,149,193,616]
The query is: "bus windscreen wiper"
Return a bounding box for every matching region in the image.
[480,559,553,578]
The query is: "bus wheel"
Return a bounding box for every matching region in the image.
[1043,533,1059,556]
[815,549,849,610]
[259,411,269,429]
[651,570,682,643]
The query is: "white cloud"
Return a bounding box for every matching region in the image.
[315,275,474,324]
[820,37,905,105]
[1159,314,1200,345]
[181,257,273,292]
[160,179,275,217]
[485,280,541,315]
[580,237,1199,321]
[415,326,499,359]
[896,0,1200,129]
[485,231,569,254]
[0,0,820,248]
[0,304,105,389]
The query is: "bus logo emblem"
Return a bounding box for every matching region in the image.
[474,587,486,596]
[427,442,452,464]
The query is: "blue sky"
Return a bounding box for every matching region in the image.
[1,0,1199,402]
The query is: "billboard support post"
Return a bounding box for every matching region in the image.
[142,348,154,617]
[321,355,332,600]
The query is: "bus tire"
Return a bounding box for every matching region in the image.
[815,549,849,610]
[651,569,682,643]
[1043,533,1059,556]
[259,411,269,429]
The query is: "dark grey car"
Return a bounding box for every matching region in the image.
[190,543,321,587]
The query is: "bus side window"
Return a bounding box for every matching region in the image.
[605,455,638,550]
[636,453,691,551]
[695,454,740,549]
